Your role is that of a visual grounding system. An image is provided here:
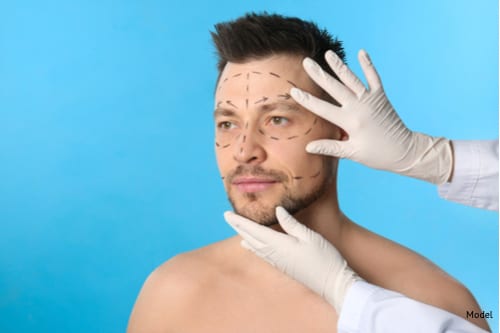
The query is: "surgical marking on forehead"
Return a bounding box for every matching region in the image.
[277,93,291,100]
[232,73,242,78]
[226,100,238,109]
[254,96,269,104]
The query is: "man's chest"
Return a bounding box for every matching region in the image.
[178,271,339,332]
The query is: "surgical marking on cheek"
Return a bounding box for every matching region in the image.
[292,170,321,180]
[304,127,313,135]
[310,171,321,178]
[269,72,281,78]
[242,135,246,143]
[270,136,280,140]
[287,80,297,87]
[216,141,231,149]
[258,128,265,135]
[287,135,298,140]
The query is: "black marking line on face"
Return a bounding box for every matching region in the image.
[287,135,298,140]
[240,147,243,154]
[313,117,318,125]
[304,127,312,135]
[245,98,248,109]
[223,77,229,82]
[310,171,321,178]
[215,142,220,147]
[226,100,238,109]
[222,143,231,148]
[269,72,281,78]
[232,73,242,78]
[293,176,303,180]
[252,71,262,74]
[258,128,265,135]
[242,135,246,143]
[254,96,269,104]
[287,80,297,87]
[270,136,280,140]
[277,93,291,100]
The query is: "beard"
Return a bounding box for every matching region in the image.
[226,162,333,226]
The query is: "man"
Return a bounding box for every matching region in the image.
[127,13,487,332]
[223,47,494,332]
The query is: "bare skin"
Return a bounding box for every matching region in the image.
[127,55,488,332]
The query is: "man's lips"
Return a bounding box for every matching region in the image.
[232,177,279,193]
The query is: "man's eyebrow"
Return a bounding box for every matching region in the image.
[213,108,236,118]
[257,100,302,113]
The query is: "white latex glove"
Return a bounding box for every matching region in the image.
[224,206,360,313]
[290,49,453,185]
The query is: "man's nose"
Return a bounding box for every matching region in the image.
[233,126,267,164]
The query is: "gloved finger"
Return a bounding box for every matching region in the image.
[290,87,349,130]
[224,211,290,247]
[305,139,350,158]
[302,57,354,105]
[275,206,314,242]
[224,211,267,249]
[358,49,382,92]
[325,50,366,98]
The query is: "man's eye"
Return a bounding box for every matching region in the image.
[217,121,235,130]
[269,116,289,126]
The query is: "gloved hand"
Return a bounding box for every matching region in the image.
[290,49,453,185]
[224,206,360,313]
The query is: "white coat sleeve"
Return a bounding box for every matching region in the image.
[438,140,499,211]
[337,281,489,333]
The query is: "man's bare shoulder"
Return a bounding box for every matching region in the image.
[127,238,237,333]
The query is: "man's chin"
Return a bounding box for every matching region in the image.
[230,199,279,227]
[236,207,278,226]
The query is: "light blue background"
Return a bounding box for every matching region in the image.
[0,0,497,332]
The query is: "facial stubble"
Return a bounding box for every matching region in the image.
[227,159,334,226]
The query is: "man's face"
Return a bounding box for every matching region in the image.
[214,55,342,225]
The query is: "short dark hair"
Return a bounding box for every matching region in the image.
[211,12,345,84]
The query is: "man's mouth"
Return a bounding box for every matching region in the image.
[232,177,279,193]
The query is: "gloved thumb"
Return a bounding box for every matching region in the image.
[306,139,348,158]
